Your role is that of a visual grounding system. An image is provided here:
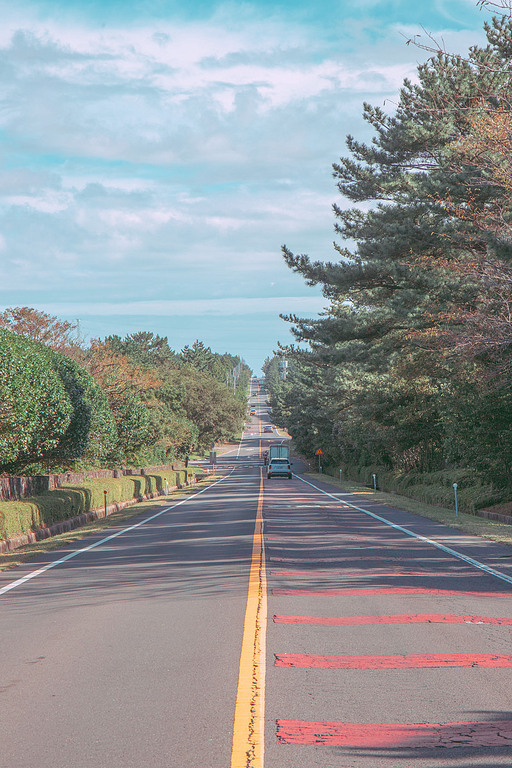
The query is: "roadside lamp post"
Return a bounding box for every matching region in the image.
[103,490,107,519]
[453,483,458,517]
[372,474,377,492]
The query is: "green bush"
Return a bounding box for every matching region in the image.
[0,329,118,472]
[52,355,117,464]
[328,463,508,514]
[0,329,73,469]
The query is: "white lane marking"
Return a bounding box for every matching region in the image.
[0,473,233,598]
[295,475,512,588]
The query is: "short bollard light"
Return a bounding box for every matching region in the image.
[103,490,107,518]
[372,474,377,492]
[339,468,343,484]
[453,482,458,517]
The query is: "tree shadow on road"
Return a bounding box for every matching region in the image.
[320,710,512,767]
[2,468,261,607]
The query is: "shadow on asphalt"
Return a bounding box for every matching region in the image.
[264,481,512,594]
[326,709,512,765]
[4,442,512,609]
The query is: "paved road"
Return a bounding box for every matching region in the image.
[264,473,512,768]
[2,379,512,767]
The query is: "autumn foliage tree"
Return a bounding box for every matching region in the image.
[0,307,84,360]
[84,341,162,419]
[415,107,512,369]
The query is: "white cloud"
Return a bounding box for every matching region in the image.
[0,14,430,167]
[0,2,489,369]
[5,190,72,213]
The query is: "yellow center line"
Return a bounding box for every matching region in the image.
[230,471,267,768]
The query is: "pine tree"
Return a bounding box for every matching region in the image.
[277,13,512,479]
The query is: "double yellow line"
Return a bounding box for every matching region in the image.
[230,471,267,768]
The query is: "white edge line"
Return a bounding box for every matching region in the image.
[295,474,512,589]
[0,472,233,598]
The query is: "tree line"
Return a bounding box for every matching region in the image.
[0,307,250,474]
[265,6,512,503]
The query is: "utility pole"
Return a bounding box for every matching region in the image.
[232,360,242,394]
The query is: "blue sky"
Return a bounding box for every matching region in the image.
[0,0,489,373]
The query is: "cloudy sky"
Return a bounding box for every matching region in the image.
[0,0,489,372]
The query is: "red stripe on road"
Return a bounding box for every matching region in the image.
[269,555,404,562]
[276,719,512,747]
[270,569,458,577]
[269,556,341,562]
[274,614,512,626]
[273,587,511,597]
[274,653,512,669]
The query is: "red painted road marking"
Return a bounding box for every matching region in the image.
[275,653,512,669]
[272,536,397,542]
[273,587,511,597]
[266,534,338,540]
[276,719,512,747]
[274,613,512,626]
[269,555,404,562]
[270,569,461,577]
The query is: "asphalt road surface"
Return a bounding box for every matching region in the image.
[2,379,512,767]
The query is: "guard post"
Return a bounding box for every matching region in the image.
[453,483,458,517]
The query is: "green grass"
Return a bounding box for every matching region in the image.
[305,471,512,548]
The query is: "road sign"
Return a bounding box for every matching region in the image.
[315,449,323,455]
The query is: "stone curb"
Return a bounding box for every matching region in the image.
[478,508,512,525]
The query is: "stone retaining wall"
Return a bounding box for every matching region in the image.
[0,475,49,502]
[0,465,182,502]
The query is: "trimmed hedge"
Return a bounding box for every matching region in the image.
[0,329,73,467]
[0,329,117,471]
[0,470,196,540]
[52,354,117,463]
